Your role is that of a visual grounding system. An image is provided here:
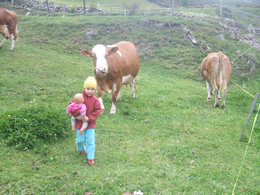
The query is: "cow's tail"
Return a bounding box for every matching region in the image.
[218,52,224,90]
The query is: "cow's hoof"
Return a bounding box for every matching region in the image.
[110,110,116,114]
[207,98,211,101]
[221,104,225,109]
[100,108,105,114]
[214,103,219,107]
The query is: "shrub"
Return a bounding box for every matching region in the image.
[122,0,140,16]
[0,103,71,149]
[68,7,76,13]
[89,2,97,12]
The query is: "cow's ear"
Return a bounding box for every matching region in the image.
[81,49,93,58]
[107,47,118,56]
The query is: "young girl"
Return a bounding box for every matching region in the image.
[68,76,101,165]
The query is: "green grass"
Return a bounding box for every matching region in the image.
[0,2,260,194]
[32,0,161,13]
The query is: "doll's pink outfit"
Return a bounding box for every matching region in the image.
[66,102,88,129]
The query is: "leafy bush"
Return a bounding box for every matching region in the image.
[122,0,140,16]
[0,103,71,149]
[89,2,97,12]
[68,7,76,13]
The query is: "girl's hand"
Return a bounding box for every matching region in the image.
[82,116,89,122]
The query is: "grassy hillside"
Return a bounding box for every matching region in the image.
[0,2,260,194]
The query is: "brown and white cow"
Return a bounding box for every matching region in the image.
[200,52,232,108]
[0,8,18,50]
[81,41,140,114]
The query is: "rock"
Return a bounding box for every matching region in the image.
[85,30,98,39]
[239,34,260,50]
[218,34,225,40]
[183,28,197,44]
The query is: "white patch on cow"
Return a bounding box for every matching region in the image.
[10,34,15,50]
[206,82,212,100]
[107,89,112,94]
[98,97,105,110]
[117,50,122,57]
[203,70,208,78]
[219,71,223,86]
[107,44,116,47]
[122,74,134,85]
[131,79,135,98]
[110,102,116,114]
[112,83,117,93]
[0,25,10,37]
[0,37,7,47]
[92,44,108,76]
[116,88,122,102]
[15,25,18,37]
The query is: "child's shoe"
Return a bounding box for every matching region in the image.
[80,151,87,155]
[88,159,95,165]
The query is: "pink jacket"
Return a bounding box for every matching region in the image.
[66,102,86,117]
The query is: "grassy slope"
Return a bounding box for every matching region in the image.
[0,3,260,195]
[40,0,161,11]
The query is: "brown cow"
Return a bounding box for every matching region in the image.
[0,8,18,50]
[81,41,140,114]
[200,52,232,108]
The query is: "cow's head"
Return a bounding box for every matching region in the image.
[81,44,118,77]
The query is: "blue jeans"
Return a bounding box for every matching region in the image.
[76,128,95,160]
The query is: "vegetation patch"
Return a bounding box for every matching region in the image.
[0,103,71,149]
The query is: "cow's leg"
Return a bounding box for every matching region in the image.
[0,37,7,49]
[206,81,212,101]
[116,88,122,103]
[10,34,15,50]
[218,91,221,101]
[0,25,10,49]
[214,89,220,107]
[110,83,121,114]
[96,84,105,114]
[130,79,136,98]
[221,88,227,109]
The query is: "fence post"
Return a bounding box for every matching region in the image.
[171,0,174,16]
[220,0,222,19]
[240,93,259,140]
[83,0,86,15]
[46,0,50,14]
